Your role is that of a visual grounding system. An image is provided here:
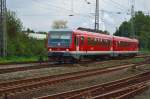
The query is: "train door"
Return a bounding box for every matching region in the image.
[79,36,85,51]
[75,35,86,60]
[76,35,80,52]
[74,35,81,60]
[76,35,85,51]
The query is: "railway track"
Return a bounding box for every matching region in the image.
[0,62,52,74]
[0,59,130,74]
[36,70,150,99]
[0,55,148,74]
[0,60,115,74]
[0,60,148,98]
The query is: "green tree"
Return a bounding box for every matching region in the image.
[27,28,35,33]
[6,10,47,56]
[7,10,23,39]
[114,11,150,50]
[52,20,68,29]
[115,21,132,37]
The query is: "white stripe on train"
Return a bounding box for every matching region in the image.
[49,51,138,54]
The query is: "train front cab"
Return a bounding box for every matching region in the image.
[47,30,75,62]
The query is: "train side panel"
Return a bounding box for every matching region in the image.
[113,36,139,56]
[70,30,113,60]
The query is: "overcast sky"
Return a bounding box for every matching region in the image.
[7,0,150,33]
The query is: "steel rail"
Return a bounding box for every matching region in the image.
[116,84,149,99]
[0,63,136,95]
[0,57,149,97]
[36,71,150,99]
[0,63,52,74]
[0,55,148,74]
[0,59,126,74]
[91,83,149,99]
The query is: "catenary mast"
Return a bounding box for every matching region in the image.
[95,0,99,31]
[0,0,7,57]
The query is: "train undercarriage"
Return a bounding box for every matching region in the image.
[48,51,138,63]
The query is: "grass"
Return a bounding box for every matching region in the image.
[128,58,145,63]
[139,49,150,55]
[0,56,48,64]
[0,50,149,64]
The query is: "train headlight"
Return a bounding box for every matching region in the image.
[49,49,52,51]
[66,49,69,51]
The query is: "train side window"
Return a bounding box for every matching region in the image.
[90,38,92,45]
[116,41,119,47]
[108,40,111,46]
[94,38,97,45]
[102,39,105,46]
[104,40,107,46]
[101,39,103,45]
[74,36,79,46]
[120,41,122,47]
[98,38,101,45]
[80,36,84,40]
[74,36,77,45]
[96,38,99,45]
[101,39,103,46]
[81,36,84,45]
[88,37,91,45]
[91,38,94,45]
[76,37,79,46]
[118,41,120,47]
[106,40,109,47]
[107,40,110,47]
[105,40,107,46]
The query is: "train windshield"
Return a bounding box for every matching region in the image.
[48,31,72,47]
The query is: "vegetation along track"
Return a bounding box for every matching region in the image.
[0,61,49,65]
[36,70,150,99]
[0,55,149,74]
[0,58,149,97]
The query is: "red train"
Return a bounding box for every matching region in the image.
[47,28,139,62]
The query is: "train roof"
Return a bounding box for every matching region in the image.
[49,29,73,33]
[74,30,138,43]
[49,28,138,43]
[74,30,112,39]
[113,36,138,42]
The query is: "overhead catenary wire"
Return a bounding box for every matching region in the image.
[14,2,94,18]
[31,0,94,18]
[109,0,129,10]
[13,0,131,19]
[9,0,150,33]
[102,0,129,12]
[142,0,150,15]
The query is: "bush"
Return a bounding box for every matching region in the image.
[5,10,47,57]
